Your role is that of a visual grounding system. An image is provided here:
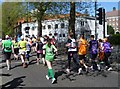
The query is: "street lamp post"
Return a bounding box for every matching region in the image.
[95,0,97,40]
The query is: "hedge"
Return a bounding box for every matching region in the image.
[108,34,120,45]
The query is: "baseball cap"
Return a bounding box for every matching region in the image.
[5,35,9,39]
[21,36,24,39]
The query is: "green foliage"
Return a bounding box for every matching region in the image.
[109,34,120,45]
[2,2,27,36]
[107,25,115,35]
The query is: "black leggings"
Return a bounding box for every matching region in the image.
[91,53,98,70]
[103,52,111,67]
[67,51,80,69]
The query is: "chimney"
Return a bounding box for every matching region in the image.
[113,7,116,11]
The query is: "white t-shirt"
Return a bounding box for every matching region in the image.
[40,37,44,43]
[68,38,77,52]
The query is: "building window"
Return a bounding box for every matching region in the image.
[25,27,30,34]
[61,23,65,28]
[59,34,62,37]
[54,32,58,36]
[81,21,84,26]
[112,18,115,21]
[63,34,65,37]
[32,27,35,31]
[43,26,46,29]
[116,22,118,26]
[48,25,51,29]
[25,27,30,30]
[55,24,58,29]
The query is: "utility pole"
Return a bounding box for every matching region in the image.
[69,2,76,39]
[103,8,105,38]
[95,0,97,40]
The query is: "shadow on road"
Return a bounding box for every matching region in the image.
[11,64,23,70]
[2,76,26,88]
[0,65,6,69]
[0,73,11,76]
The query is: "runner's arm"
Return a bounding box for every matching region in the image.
[12,45,14,53]
[52,45,57,52]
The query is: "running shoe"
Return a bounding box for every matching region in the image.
[27,61,30,65]
[7,65,11,70]
[107,67,112,71]
[7,67,11,70]
[36,62,39,65]
[66,68,70,73]
[46,75,50,80]
[78,68,82,75]
[23,63,27,68]
[51,78,56,84]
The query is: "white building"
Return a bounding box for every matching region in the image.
[21,16,108,42]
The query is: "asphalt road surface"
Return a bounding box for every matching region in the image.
[0,49,119,88]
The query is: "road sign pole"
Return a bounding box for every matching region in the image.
[103,8,105,38]
[95,0,97,40]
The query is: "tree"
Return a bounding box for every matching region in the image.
[69,1,94,39]
[29,2,93,37]
[107,25,115,35]
[29,2,69,37]
[69,2,75,38]
[0,3,2,38]
[2,2,27,36]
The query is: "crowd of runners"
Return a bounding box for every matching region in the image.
[1,33,113,84]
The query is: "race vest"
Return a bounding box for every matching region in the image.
[26,43,31,51]
[13,42,18,48]
[37,42,43,53]
[46,45,54,56]
[78,39,87,55]
[103,42,111,53]
[90,40,98,54]
[3,40,12,52]
[68,39,77,52]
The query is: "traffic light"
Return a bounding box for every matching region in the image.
[96,8,103,25]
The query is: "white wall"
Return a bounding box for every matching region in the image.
[22,22,38,38]
[21,16,107,41]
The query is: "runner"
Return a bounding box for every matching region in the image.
[43,38,57,84]
[26,38,31,65]
[2,35,14,70]
[89,35,99,71]
[1,36,5,54]
[13,37,19,60]
[98,39,104,61]
[50,36,57,58]
[18,36,27,68]
[102,38,112,71]
[78,35,88,74]
[65,34,80,73]
[42,35,49,66]
[36,37,44,65]
[32,36,37,52]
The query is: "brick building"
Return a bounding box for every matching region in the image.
[106,7,120,33]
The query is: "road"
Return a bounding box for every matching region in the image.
[0,49,119,88]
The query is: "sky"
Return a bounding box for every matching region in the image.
[98,2,119,12]
[0,0,119,13]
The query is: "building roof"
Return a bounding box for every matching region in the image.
[106,10,120,17]
[17,12,87,24]
[43,12,87,20]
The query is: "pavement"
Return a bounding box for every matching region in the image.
[0,49,119,88]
